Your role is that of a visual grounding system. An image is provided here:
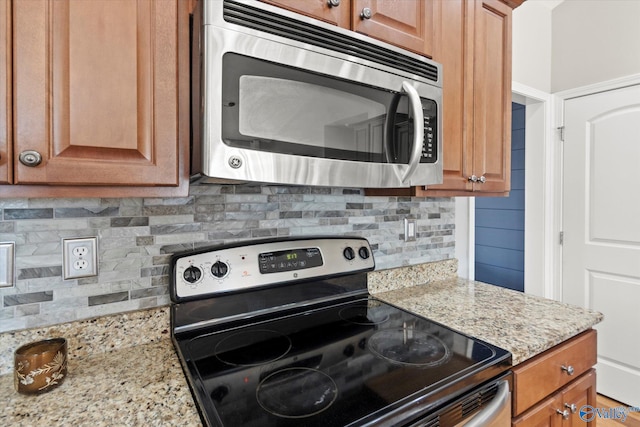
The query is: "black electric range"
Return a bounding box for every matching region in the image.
[170,237,511,427]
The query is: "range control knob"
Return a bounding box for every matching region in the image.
[183,266,202,283]
[211,261,229,278]
[343,247,356,261]
[358,246,370,260]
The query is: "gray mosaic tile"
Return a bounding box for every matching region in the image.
[17,266,62,280]
[4,291,53,306]
[232,186,263,194]
[55,207,119,218]
[0,222,16,233]
[207,230,252,240]
[131,286,167,300]
[0,199,28,208]
[141,265,169,278]
[88,291,129,306]
[142,205,195,216]
[136,236,155,246]
[150,223,201,235]
[111,217,149,227]
[15,304,39,317]
[17,219,90,233]
[251,228,278,238]
[4,208,53,220]
[0,307,14,320]
[154,232,206,245]
[159,243,194,254]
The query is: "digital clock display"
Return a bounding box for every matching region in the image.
[258,247,323,274]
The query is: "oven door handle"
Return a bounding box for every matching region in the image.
[462,380,511,427]
[401,81,424,184]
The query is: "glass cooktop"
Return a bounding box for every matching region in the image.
[174,297,510,427]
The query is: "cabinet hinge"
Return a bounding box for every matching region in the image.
[559,231,564,245]
[558,126,565,142]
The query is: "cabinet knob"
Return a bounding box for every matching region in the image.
[478,175,486,184]
[360,7,372,19]
[556,409,570,420]
[18,150,43,167]
[565,403,577,414]
[561,365,575,375]
[327,0,340,7]
[468,175,478,183]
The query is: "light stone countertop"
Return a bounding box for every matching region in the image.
[0,339,200,427]
[1,261,603,426]
[371,277,603,365]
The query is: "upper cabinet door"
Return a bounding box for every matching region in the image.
[0,0,10,185]
[352,0,434,57]
[472,0,512,193]
[422,0,474,192]
[12,0,181,186]
[259,0,351,28]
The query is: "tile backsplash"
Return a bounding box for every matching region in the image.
[0,185,454,333]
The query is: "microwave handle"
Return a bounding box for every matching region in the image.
[401,82,425,184]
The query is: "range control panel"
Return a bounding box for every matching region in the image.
[171,237,375,301]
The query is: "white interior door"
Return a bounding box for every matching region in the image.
[562,84,640,406]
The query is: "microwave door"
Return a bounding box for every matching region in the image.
[400,82,425,184]
[384,84,425,184]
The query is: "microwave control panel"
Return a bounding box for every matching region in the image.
[421,100,438,163]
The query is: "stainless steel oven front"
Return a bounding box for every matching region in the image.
[192,0,443,188]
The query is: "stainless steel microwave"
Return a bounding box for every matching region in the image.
[191,0,443,188]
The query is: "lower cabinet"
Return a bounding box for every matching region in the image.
[512,370,596,427]
[511,330,598,427]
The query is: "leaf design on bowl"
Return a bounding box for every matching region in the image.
[16,350,67,389]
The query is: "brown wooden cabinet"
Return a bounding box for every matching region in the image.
[0,0,10,185]
[351,0,435,57]
[259,0,351,28]
[512,370,596,427]
[512,330,598,427]
[420,0,515,196]
[260,0,435,57]
[1,0,190,198]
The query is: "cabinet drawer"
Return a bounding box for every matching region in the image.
[512,329,597,416]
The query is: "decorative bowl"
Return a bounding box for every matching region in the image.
[14,338,67,394]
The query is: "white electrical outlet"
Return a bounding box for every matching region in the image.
[63,237,98,280]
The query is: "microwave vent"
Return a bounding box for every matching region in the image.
[222,0,439,83]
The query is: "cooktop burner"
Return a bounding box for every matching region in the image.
[169,237,511,427]
[338,303,390,325]
[256,368,338,418]
[368,328,451,367]
[214,330,292,367]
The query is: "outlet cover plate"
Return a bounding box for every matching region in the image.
[63,237,98,280]
[0,242,15,288]
[404,218,417,242]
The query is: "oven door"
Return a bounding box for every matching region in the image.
[195,4,443,188]
[403,375,512,427]
[456,380,511,427]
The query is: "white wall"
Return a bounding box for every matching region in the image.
[512,1,553,92]
[551,0,640,92]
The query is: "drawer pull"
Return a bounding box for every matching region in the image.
[556,409,570,420]
[561,365,574,375]
[565,403,577,414]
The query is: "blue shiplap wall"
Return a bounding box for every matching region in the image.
[474,102,525,292]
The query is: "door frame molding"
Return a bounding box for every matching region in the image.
[512,82,555,299]
[553,73,640,300]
